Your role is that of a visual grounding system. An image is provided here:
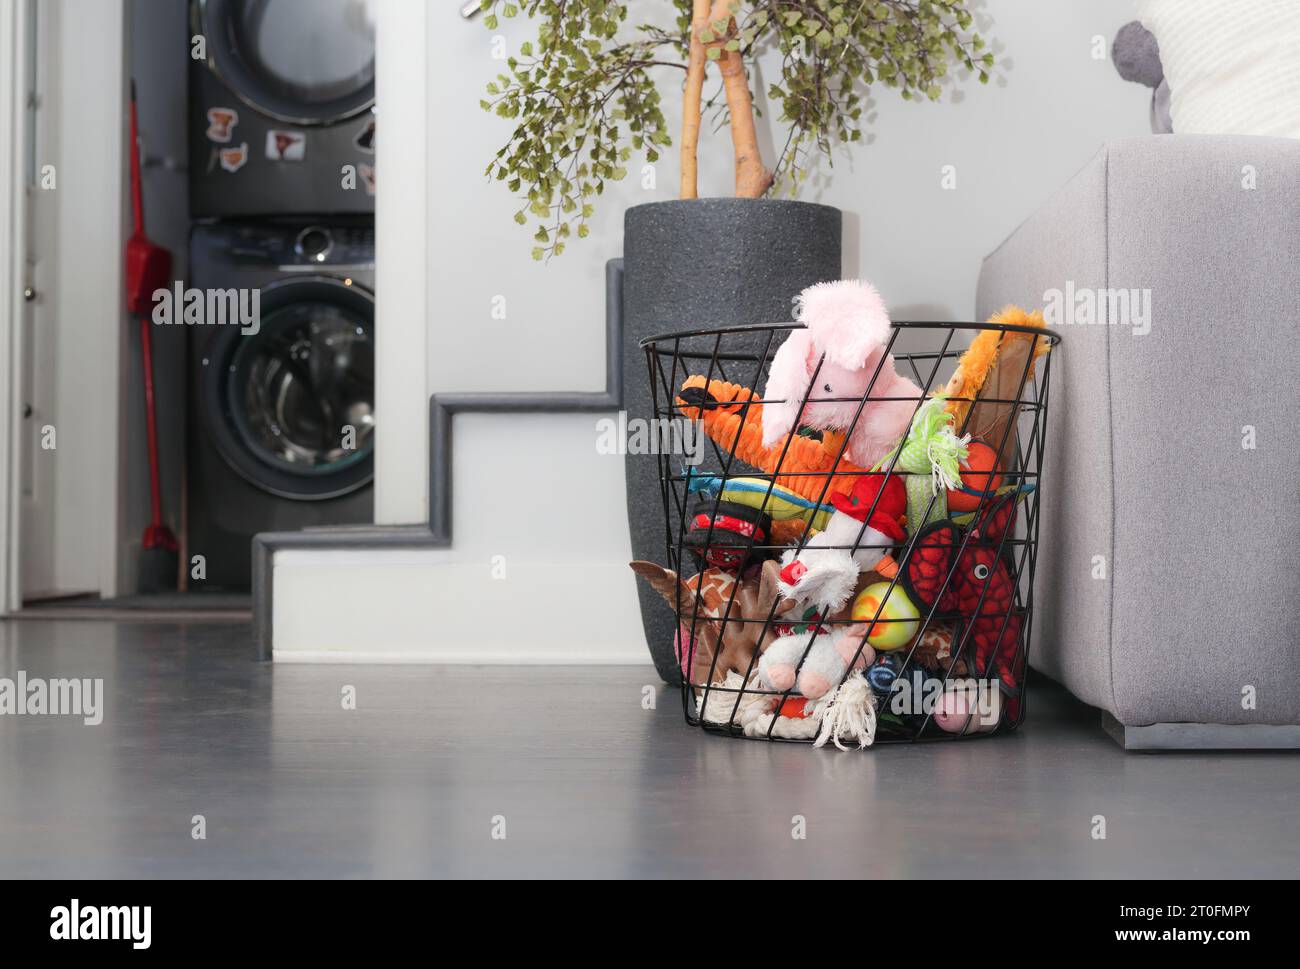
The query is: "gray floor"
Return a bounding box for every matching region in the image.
[0,618,1295,879]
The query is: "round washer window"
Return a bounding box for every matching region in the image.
[202,277,374,500]
[200,0,376,124]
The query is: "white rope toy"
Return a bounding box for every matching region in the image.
[813,674,878,749]
[697,672,878,748]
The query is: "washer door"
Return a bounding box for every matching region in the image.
[198,0,376,125]
[201,277,374,500]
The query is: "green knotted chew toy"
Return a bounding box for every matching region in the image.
[876,396,969,536]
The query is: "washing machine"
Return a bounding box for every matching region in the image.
[189,0,377,217]
[188,220,375,589]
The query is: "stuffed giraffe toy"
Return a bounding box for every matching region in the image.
[629,559,794,687]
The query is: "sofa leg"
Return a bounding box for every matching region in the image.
[1101,712,1300,751]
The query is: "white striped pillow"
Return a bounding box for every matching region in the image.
[1137,0,1300,137]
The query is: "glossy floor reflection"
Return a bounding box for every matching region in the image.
[0,619,1295,878]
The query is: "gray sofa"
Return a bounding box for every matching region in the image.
[977,135,1300,749]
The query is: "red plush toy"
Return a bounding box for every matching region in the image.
[900,494,1024,695]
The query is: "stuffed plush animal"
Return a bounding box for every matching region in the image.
[757,619,875,702]
[944,306,1050,470]
[758,537,863,700]
[684,499,773,572]
[824,470,909,575]
[676,374,868,505]
[899,497,1025,696]
[753,465,909,700]
[686,473,836,531]
[762,280,922,470]
[775,543,861,620]
[629,559,794,686]
[757,566,886,701]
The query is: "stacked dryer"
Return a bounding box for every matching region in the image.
[188,0,377,589]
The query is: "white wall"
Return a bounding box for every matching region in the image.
[373,0,429,524]
[427,0,1149,386]
[274,412,646,662]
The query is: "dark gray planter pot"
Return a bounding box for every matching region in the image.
[619,198,842,684]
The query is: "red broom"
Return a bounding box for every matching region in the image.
[125,81,177,592]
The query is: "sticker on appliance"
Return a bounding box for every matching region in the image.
[266,130,306,162]
[354,119,375,154]
[206,107,238,143]
[218,143,249,173]
[359,163,375,196]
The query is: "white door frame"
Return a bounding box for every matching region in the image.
[0,0,30,613]
[373,0,430,525]
[0,0,128,611]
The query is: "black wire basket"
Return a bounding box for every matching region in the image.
[639,320,1059,746]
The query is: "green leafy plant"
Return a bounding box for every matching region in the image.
[480,0,995,258]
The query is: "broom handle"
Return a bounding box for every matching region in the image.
[131,80,162,529]
[129,81,144,235]
[140,315,163,529]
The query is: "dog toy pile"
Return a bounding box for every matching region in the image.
[631,280,1051,748]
